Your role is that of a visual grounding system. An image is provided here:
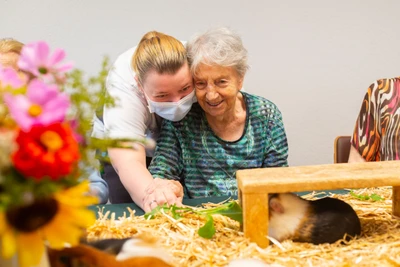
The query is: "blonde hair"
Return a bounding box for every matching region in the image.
[0,38,24,55]
[132,31,187,85]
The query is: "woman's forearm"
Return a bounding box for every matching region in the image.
[108,147,153,209]
[119,163,154,208]
[108,146,184,211]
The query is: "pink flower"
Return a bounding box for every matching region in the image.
[18,41,73,83]
[4,79,70,132]
[0,66,25,89]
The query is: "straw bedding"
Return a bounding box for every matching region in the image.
[86,187,400,267]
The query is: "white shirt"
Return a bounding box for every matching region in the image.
[91,46,162,156]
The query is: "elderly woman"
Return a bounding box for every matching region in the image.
[148,27,288,198]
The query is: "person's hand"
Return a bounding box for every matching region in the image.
[142,178,183,212]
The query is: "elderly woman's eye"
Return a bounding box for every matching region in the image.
[216,80,228,86]
[195,81,206,89]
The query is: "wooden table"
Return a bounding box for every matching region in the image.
[236,161,400,248]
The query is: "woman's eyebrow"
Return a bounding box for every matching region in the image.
[180,83,191,88]
[152,91,169,96]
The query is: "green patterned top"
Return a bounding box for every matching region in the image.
[148,92,289,198]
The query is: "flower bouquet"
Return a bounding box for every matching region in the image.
[0,41,106,267]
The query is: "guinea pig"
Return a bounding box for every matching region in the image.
[48,238,173,267]
[86,237,172,263]
[86,238,131,255]
[268,193,361,245]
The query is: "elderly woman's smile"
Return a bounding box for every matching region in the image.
[207,100,223,107]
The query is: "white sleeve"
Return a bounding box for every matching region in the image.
[91,114,105,139]
[103,67,148,140]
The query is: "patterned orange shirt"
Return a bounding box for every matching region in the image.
[352,77,400,161]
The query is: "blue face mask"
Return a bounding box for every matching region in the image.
[145,90,197,121]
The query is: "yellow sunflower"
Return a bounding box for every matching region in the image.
[0,181,98,267]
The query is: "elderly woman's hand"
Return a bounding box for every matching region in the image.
[142,178,184,212]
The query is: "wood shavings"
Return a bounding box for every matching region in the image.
[86,187,400,266]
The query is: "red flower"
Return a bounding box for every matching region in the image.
[12,122,80,180]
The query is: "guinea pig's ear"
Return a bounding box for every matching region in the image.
[270,198,285,214]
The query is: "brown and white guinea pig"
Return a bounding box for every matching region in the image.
[268,193,361,245]
[48,237,173,267]
[86,237,172,263]
[86,238,131,255]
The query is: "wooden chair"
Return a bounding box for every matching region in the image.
[334,136,352,163]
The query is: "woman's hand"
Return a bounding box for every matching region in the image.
[142,178,184,212]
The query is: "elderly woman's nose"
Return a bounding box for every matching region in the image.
[205,82,218,91]
[206,90,219,100]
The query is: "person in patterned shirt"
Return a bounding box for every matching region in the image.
[148,27,289,198]
[349,77,400,162]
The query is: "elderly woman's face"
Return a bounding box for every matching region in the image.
[194,64,243,117]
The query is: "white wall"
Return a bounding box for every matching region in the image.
[2,0,399,166]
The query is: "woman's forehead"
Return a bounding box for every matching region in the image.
[144,65,192,94]
[194,64,237,79]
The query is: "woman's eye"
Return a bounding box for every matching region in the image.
[216,80,228,86]
[195,82,206,89]
[154,94,166,99]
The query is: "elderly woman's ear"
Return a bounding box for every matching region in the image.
[238,77,244,90]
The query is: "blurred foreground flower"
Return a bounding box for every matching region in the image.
[0,40,152,267]
[18,41,73,83]
[12,122,80,180]
[4,79,69,131]
[0,67,25,89]
[0,182,97,267]
[0,41,98,267]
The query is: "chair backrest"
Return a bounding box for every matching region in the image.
[334,136,351,163]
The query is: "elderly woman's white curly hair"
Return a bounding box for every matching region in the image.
[186,27,249,78]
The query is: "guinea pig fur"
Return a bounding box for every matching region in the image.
[87,238,131,255]
[268,193,361,245]
[86,237,172,264]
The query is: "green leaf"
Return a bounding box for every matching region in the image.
[197,214,216,239]
[213,201,243,223]
[370,193,384,201]
[349,191,383,202]
[200,201,243,224]
[170,205,182,220]
[144,205,163,220]
[142,200,242,239]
